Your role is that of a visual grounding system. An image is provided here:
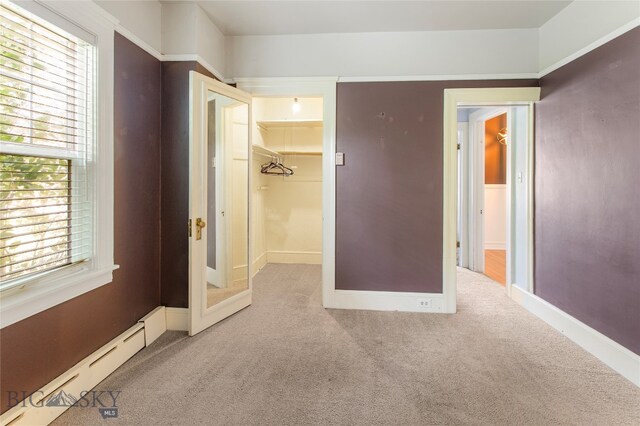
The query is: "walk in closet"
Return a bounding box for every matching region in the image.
[251,97,324,273]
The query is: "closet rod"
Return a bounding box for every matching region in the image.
[254,151,281,161]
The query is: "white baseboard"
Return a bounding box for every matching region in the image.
[484,242,506,250]
[139,306,166,346]
[232,264,247,281]
[324,289,444,313]
[510,286,640,387]
[0,305,195,425]
[267,250,322,265]
[206,267,218,287]
[165,307,189,331]
[1,319,147,425]
[252,252,268,275]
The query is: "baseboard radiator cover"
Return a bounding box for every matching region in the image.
[1,306,167,425]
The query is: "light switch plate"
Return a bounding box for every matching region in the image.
[336,152,345,166]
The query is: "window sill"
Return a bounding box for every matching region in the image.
[0,264,119,328]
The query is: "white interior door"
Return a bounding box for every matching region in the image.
[189,72,253,336]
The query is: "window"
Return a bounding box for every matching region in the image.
[1,0,94,289]
[0,0,115,326]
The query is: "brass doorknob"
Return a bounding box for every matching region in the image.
[195,218,206,240]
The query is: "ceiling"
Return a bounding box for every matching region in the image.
[193,1,573,36]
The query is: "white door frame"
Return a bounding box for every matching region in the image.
[189,72,253,336]
[443,88,540,313]
[467,107,510,275]
[457,122,469,268]
[234,77,338,308]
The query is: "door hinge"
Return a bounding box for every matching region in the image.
[188,219,192,237]
[456,241,460,248]
[457,144,460,150]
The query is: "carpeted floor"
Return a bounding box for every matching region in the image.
[55,264,640,425]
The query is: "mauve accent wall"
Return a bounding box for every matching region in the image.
[0,33,161,414]
[535,27,640,354]
[336,79,537,293]
[160,63,215,308]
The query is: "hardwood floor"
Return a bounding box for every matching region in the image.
[484,249,506,285]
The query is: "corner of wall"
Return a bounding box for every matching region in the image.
[194,4,227,78]
[95,0,162,54]
[159,2,227,81]
[538,1,640,75]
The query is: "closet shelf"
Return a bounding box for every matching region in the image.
[257,119,323,130]
[280,151,322,156]
[252,144,281,158]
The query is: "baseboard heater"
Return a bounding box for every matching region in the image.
[1,306,168,426]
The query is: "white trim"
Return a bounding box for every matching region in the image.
[456,122,469,268]
[444,88,540,314]
[0,0,117,328]
[139,306,166,346]
[525,101,535,294]
[539,18,640,78]
[235,77,338,311]
[235,77,339,85]
[252,252,268,275]
[0,266,117,328]
[267,251,322,265]
[0,314,149,426]
[337,73,539,83]
[510,286,640,387]
[163,54,228,83]
[326,290,444,313]
[165,307,189,331]
[115,24,162,61]
[93,24,228,81]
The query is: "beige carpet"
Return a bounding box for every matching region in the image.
[55,264,640,425]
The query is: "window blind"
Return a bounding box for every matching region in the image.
[0,0,94,288]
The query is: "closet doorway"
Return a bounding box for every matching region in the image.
[251,97,324,273]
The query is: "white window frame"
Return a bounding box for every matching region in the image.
[0,0,117,328]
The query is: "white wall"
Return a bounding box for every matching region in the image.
[227,29,539,78]
[252,153,269,271]
[94,1,640,82]
[96,0,162,52]
[484,185,507,250]
[539,0,640,72]
[160,2,197,56]
[161,2,227,78]
[195,5,226,78]
[265,156,323,264]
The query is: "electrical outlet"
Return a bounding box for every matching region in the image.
[417,298,432,308]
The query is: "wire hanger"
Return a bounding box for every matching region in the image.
[261,158,294,176]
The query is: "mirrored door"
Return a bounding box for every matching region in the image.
[189,72,252,336]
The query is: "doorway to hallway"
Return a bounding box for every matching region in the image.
[456,104,530,290]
